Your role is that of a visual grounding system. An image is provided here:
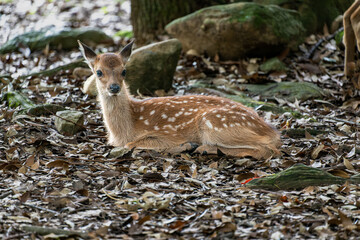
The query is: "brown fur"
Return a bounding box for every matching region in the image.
[78,41,281,159]
[344,0,360,88]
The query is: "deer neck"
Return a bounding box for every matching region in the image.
[97,83,134,146]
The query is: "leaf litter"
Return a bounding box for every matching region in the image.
[1,0,360,239]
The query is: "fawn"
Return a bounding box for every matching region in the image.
[78,40,281,159]
[344,0,360,88]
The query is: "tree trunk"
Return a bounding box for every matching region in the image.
[130,0,230,45]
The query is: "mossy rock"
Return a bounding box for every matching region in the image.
[0,26,113,54]
[166,2,305,60]
[252,0,353,34]
[246,163,358,191]
[260,57,287,72]
[125,39,182,94]
[244,81,326,102]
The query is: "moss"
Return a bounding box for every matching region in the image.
[335,30,344,46]
[260,57,287,72]
[236,4,304,41]
[114,30,134,38]
[244,82,326,102]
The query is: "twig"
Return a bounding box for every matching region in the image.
[0,191,12,199]
[20,225,88,239]
[304,27,344,60]
[326,117,360,126]
[17,60,88,79]
[21,202,59,216]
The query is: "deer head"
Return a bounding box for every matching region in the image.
[78,40,134,96]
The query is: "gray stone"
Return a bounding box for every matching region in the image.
[165,2,304,60]
[126,39,182,94]
[55,110,84,136]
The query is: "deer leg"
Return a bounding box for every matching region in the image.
[194,145,219,155]
[344,0,360,77]
[125,134,191,153]
[199,121,280,159]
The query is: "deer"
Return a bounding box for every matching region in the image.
[78,40,281,159]
[344,0,360,88]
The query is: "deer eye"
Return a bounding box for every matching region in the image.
[121,69,126,77]
[96,70,103,77]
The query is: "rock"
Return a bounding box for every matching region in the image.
[108,147,130,158]
[82,39,182,96]
[82,75,98,96]
[55,110,84,136]
[126,39,182,94]
[0,26,113,54]
[260,57,287,73]
[73,67,92,79]
[165,2,304,60]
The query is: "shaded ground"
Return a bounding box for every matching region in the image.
[1,1,360,239]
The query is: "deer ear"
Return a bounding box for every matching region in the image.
[119,40,134,63]
[78,40,97,70]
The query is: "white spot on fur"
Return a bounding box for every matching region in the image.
[230,123,234,127]
[221,117,226,122]
[175,111,183,117]
[189,97,194,99]
[183,100,188,103]
[193,108,199,112]
[161,114,168,119]
[168,117,176,122]
[144,120,149,125]
[235,123,241,126]
[150,110,155,115]
[232,116,237,119]
[184,112,192,116]
[216,114,221,118]
[202,112,207,116]
[154,126,159,130]
[139,116,144,120]
[223,123,228,128]
[205,120,213,129]
[140,106,144,112]
[241,116,246,120]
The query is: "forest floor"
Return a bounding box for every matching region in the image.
[1,1,360,239]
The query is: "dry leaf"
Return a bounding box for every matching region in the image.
[311,144,324,159]
[343,158,355,171]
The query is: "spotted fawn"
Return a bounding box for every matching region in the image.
[78,40,281,159]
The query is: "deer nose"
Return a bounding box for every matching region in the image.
[109,84,120,93]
